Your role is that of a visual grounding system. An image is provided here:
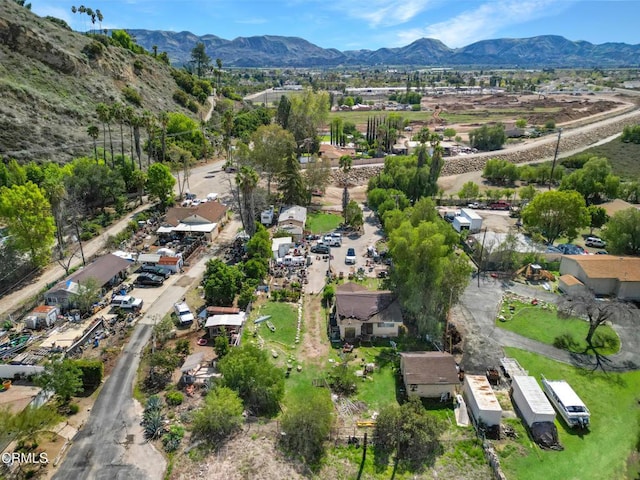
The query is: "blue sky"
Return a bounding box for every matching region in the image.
[33,1,639,50]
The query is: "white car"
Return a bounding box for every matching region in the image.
[585,237,606,248]
[345,248,357,264]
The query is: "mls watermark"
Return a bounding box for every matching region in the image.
[1,452,49,465]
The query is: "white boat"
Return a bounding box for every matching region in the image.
[541,376,590,429]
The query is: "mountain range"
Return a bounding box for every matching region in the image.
[129,30,640,68]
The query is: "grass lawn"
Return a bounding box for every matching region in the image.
[306,212,343,234]
[354,346,400,412]
[499,347,640,480]
[252,301,299,351]
[496,300,620,355]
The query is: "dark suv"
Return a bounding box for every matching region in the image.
[140,264,172,278]
[311,244,330,254]
[135,273,164,287]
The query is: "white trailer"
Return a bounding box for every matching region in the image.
[463,375,503,427]
[511,375,556,427]
[541,377,590,428]
[460,208,483,232]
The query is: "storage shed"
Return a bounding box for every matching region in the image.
[463,375,502,428]
[511,375,556,427]
[453,208,483,233]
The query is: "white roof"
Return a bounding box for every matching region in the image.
[465,375,502,412]
[512,376,556,416]
[278,205,307,224]
[173,222,217,233]
[272,237,293,250]
[112,250,136,261]
[205,313,246,328]
[138,253,161,263]
[544,379,587,409]
[460,208,482,220]
[156,226,174,234]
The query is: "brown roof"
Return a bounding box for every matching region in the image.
[401,352,459,385]
[47,254,130,294]
[159,256,180,266]
[565,255,640,282]
[600,199,639,217]
[335,283,396,321]
[165,201,227,227]
[558,274,584,287]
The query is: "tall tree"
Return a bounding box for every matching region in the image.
[339,155,352,216]
[288,89,330,156]
[35,358,83,403]
[218,344,285,417]
[373,397,444,471]
[87,125,100,163]
[304,157,331,197]
[146,163,175,209]
[215,58,223,90]
[190,42,211,78]
[602,207,640,255]
[236,166,259,236]
[559,157,620,205]
[111,102,126,162]
[250,124,296,197]
[0,182,56,267]
[275,95,291,129]
[521,190,590,244]
[280,154,308,207]
[96,102,114,166]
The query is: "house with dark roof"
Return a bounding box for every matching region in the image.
[158,201,228,241]
[334,282,403,340]
[45,254,131,310]
[399,351,459,399]
[559,255,640,300]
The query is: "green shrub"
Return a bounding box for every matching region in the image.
[553,333,579,350]
[133,59,144,75]
[82,41,103,59]
[174,338,191,356]
[322,285,335,307]
[166,391,184,406]
[122,86,142,107]
[173,90,190,108]
[68,403,80,415]
[72,359,104,389]
[162,425,184,452]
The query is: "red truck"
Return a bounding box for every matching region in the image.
[489,201,510,210]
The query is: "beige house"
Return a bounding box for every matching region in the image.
[399,352,459,399]
[159,201,228,242]
[559,255,640,300]
[335,283,403,340]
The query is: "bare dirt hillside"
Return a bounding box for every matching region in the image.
[0,0,199,163]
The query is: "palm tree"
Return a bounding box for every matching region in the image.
[236,166,259,236]
[124,106,136,168]
[111,103,126,162]
[152,45,158,58]
[142,110,157,166]
[130,112,144,169]
[95,103,113,165]
[339,155,352,216]
[87,125,99,163]
[158,111,169,163]
[216,58,223,91]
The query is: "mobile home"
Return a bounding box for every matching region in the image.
[511,375,556,427]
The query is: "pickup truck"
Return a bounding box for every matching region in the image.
[111,295,143,311]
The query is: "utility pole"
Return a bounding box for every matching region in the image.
[548,128,563,190]
[477,227,488,287]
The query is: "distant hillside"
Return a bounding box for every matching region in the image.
[0,0,198,163]
[129,29,640,68]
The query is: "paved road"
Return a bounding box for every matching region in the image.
[53,221,241,480]
[457,277,640,374]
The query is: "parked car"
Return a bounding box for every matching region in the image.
[489,201,511,211]
[140,264,172,278]
[585,236,606,248]
[595,250,608,255]
[311,244,330,254]
[135,273,164,287]
[467,202,481,209]
[345,248,357,265]
[173,302,194,326]
[557,243,586,255]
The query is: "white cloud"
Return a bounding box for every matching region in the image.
[333,0,435,27]
[396,0,566,48]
